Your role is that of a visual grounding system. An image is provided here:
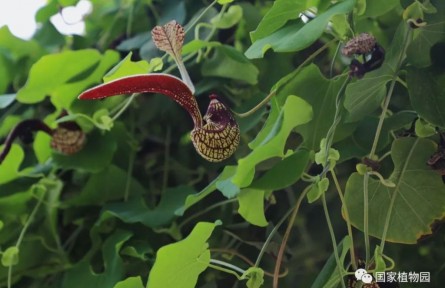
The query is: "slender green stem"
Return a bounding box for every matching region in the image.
[361,23,412,261]
[254,204,294,267]
[321,193,346,288]
[185,0,218,33]
[234,39,336,119]
[209,259,246,275]
[363,172,370,266]
[330,41,342,78]
[111,93,138,121]
[126,1,134,37]
[232,91,276,118]
[207,263,243,280]
[8,192,44,288]
[320,76,351,177]
[178,199,237,230]
[331,170,357,270]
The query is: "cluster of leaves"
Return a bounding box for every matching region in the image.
[0,0,444,288]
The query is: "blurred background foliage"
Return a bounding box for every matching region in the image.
[0,0,444,287]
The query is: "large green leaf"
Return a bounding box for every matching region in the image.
[62,230,132,288]
[231,95,313,188]
[65,165,145,206]
[202,45,259,84]
[52,130,117,173]
[17,49,119,109]
[407,67,445,128]
[147,221,219,288]
[249,0,310,42]
[103,186,195,228]
[278,65,354,150]
[245,0,354,59]
[250,149,310,190]
[364,0,400,17]
[344,138,445,243]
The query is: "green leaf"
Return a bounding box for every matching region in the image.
[250,149,310,190]
[344,138,445,243]
[241,267,264,288]
[278,65,354,150]
[0,94,15,109]
[202,45,259,84]
[344,22,409,122]
[182,40,221,55]
[365,0,400,17]
[336,111,417,161]
[147,221,220,288]
[0,26,42,60]
[52,130,117,173]
[343,68,392,122]
[113,276,144,288]
[62,230,133,288]
[217,0,234,4]
[249,0,310,42]
[407,67,445,128]
[211,5,243,29]
[374,246,386,274]
[307,177,329,203]
[0,144,25,185]
[415,118,436,137]
[103,52,152,83]
[17,49,119,109]
[245,0,355,59]
[103,186,195,228]
[1,246,19,267]
[176,166,237,215]
[232,95,313,188]
[237,189,268,227]
[65,165,145,206]
[0,115,21,138]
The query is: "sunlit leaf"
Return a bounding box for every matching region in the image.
[147,221,220,288]
[17,49,119,109]
[237,188,268,227]
[231,95,312,188]
[113,276,144,288]
[0,144,25,185]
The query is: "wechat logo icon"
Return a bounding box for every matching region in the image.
[355,268,373,284]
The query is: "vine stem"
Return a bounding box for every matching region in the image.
[233,38,337,119]
[209,259,246,275]
[322,193,346,288]
[178,199,237,230]
[8,190,44,288]
[272,188,309,288]
[363,23,412,262]
[331,169,357,270]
